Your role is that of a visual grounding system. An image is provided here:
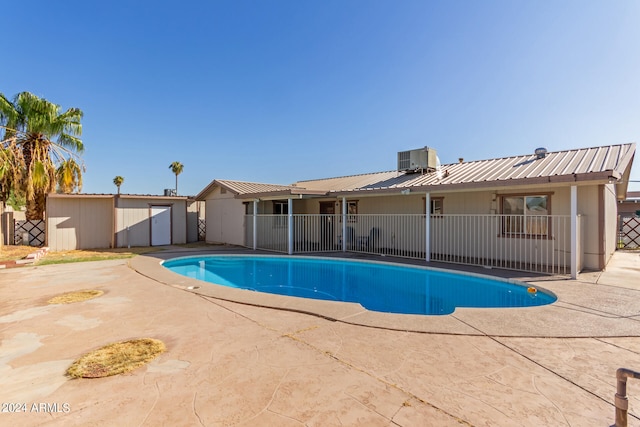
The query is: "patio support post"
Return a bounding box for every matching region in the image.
[252,199,258,250]
[288,198,293,255]
[571,185,577,279]
[425,192,431,262]
[342,197,347,252]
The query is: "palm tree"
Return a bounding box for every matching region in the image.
[0,92,84,220]
[113,176,124,194]
[169,161,183,195]
[57,159,84,194]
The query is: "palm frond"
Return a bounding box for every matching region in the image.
[31,160,51,189]
[57,133,84,152]
[56,158,84,193]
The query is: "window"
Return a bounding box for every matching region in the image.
[501,195,550,236]
[243,202,253,215]
[273,201,288,227]
[339,200,359,222]
[347,201,358,222]
[432,199,443,215]
[273,201,288,215]
[422,197,444,215]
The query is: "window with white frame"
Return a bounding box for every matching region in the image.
[501,194,550,236]
[339,200,358,222]
[338,200,359,222]
[273,201,288,227]
[347,201,358,222]
[423,197,444,215]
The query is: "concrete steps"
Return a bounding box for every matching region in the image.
[0,247,49,269]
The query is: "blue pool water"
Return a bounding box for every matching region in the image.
[162,256,556,315]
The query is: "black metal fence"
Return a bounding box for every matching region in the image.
[198,218,206,241]
[14,220,45,247]
[618,216,640,249]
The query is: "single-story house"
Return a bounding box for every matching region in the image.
[196,143,636,278]
[46,194,203,251]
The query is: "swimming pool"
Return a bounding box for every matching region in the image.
[162,255,556,315]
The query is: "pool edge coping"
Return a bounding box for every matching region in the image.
[128,249,640,338]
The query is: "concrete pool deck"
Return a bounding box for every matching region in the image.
[0,247,639,426]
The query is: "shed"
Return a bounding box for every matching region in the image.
[46,193,190,251]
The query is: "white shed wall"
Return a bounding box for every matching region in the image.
[46,197,114,251]
[204,188,246,246]
[115,197,187,247]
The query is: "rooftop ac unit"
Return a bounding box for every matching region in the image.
[397,147,438,173]
[164,188,177,196]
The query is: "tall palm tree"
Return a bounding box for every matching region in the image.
[113,176,124,194]
[57,159,84,194]
[0,92,84,220]
[169,161,183,195]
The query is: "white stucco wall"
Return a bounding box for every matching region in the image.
[204,188,246,246]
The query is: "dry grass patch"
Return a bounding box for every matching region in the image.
[67,338,166,379]
[48,290,104,304]
[0,245,35,261]
[39,247,162,265]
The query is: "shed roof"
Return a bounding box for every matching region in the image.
[196,143,636,200]
[47,193,189,200]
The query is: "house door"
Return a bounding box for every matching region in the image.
[319,202,335,250]
[151,205,171,246]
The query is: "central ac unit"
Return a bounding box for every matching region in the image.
[397,147,437,173]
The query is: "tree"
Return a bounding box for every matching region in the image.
[57,159,84,194]
[113,176,124,194]
[169,161,183,195]
[0,92,84,220]
[6,189,25,211]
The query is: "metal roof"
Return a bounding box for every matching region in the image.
[196,143,636,200]
[215,179,297,195]
[294,171,403,192]
[195,179,327,199]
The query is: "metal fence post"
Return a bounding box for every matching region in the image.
[615,367,640,427]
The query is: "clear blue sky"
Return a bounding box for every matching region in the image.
[3,0,640,195]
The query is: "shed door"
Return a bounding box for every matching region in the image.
[151,206,171,246]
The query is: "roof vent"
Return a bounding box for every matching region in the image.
[535,147,547,159]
